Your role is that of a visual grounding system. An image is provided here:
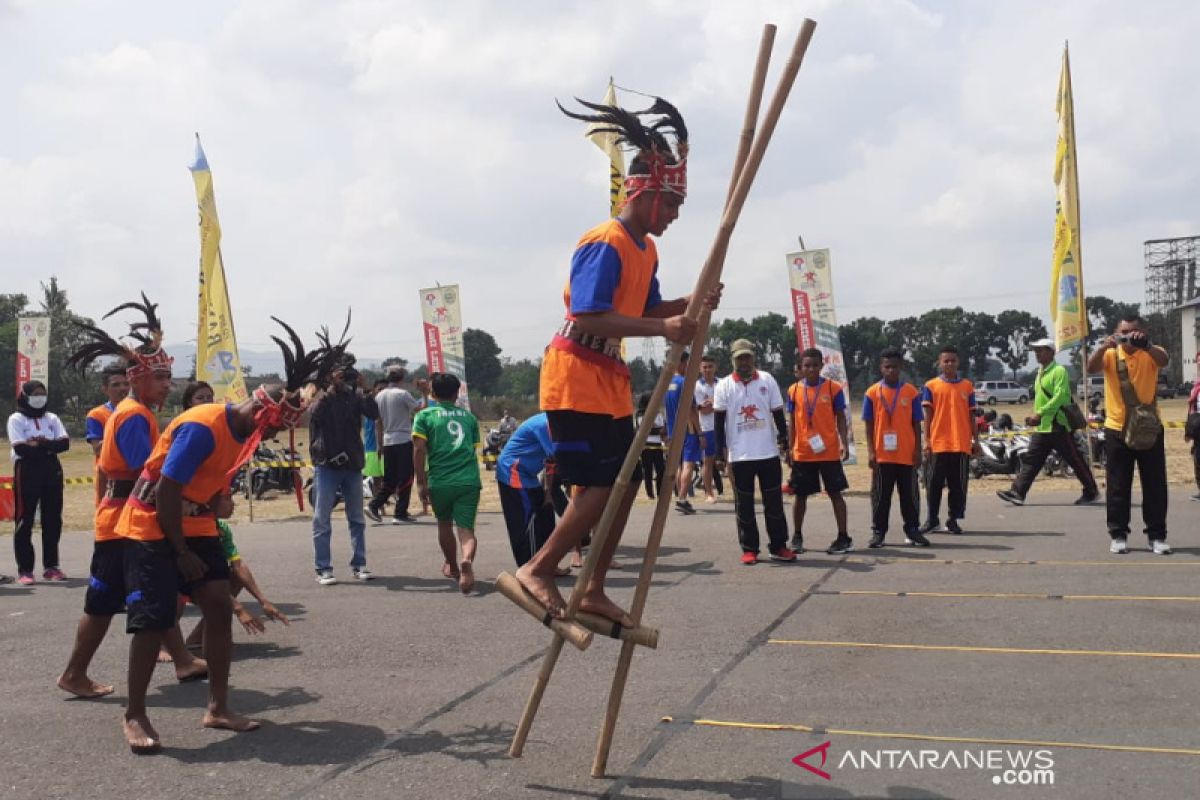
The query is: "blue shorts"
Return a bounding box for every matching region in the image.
[701,430,717,458]
[682,434,703,464]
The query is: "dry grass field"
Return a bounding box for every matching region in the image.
[3,399,1195,536]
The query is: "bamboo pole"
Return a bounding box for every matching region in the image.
[591,19,817,777]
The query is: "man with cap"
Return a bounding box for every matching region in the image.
[997,338,1099,506]
[714,339,796,564]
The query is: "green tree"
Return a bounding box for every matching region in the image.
[1084,295,1140,350]
[837,316,888,391]
[627,356,661,396]
[381,356,408,371]
[38,278,104,432]
[994,309,1047,380]
[496,358,540,399]
[711,312,795,385]
[463,328,503,396]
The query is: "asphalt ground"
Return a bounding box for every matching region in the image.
[2,487,1199,799]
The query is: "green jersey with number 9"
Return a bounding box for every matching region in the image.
[412,401,482,488]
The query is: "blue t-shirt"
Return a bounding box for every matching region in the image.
[569,221,663,315]
[161,406,244,485]
[861,382,925,423]
[363,417,377,452]
[115,414,153,469]
[497,413,554,489]
[85,401,116,442]
[664,373,696,439]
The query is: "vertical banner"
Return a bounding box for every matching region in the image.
[787,249,857,464]
[190,134,247,403]
[586,79,627,218]
[419,284,470,408]
[1050,43,1087,351]
[15,316,51,397]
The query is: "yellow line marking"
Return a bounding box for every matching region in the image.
[662,717,1200,756]
[814,590,1200,602]
[766,639,1200,660]
[842,557,1200,567]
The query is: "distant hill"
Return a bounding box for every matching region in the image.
[163,344,409,377]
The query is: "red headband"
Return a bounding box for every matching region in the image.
[225,386,308,479]
[126,348,174,380]
[623,151,687,204]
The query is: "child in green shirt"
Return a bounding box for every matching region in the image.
[413,373,482,594]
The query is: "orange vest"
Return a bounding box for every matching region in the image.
[922,377,976,454]
[86,403,114,507]
[788,379,844,462]
[94,398,159,542]
[865,381,921,466]
[117,404,246,541]
[540,219,659,417]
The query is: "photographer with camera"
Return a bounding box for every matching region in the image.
[1085,315,1171,555]
[309,355,380,584]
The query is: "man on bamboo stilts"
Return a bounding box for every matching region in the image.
[516,94,722,625]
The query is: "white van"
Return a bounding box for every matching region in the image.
[974,380,1029,405]
[1078,376,1105,402]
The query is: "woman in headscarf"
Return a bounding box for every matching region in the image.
[6,380,70,584]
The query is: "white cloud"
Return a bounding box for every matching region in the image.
[1,0,1198,368]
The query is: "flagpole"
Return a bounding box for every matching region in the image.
[1064,42,1095,469]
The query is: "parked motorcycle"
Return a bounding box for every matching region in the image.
[482,427,512,471]
[970,431,1030,478]
[248,441,304,500]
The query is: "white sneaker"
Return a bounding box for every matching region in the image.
[1109,538,1128,555]
[316,570,337,586]
[353,568,374,581]
[1151,540,1173,556]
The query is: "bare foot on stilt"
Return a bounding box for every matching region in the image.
[570,553,584,570]
[442,561,460,581]
[156,648,174,664]
[202,710,260,732]
[458,561,474,595]
[57,673,114,699]
[175,656,208,683]
[123,714,162,754]
[578,590,633,628]
[515,563,567,619]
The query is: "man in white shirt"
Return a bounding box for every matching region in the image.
[713,340,797,564]
[695,354,721,503]
[367,367,427,524]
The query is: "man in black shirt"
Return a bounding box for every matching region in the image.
[309,356,379,585]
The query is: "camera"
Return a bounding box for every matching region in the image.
[1114,334,1132,344]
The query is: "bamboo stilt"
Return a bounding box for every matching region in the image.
[592,20,818,777]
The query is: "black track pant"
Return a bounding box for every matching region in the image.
[1011,429,1098,499]
[926,452,969,522]
[372,441,414,516]
[1105,432,1168,540]
[13,457,63,573]
[731,458,788,554]
[871,462,919,535]
[640,446,665,498]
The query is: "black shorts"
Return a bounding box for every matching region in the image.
[546,411,643,488]
[789,460,849,497]
[124,536,232,634]
[84,539,129,617]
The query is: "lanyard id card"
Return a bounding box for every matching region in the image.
[808,433,826,454]
[882,431,899,452]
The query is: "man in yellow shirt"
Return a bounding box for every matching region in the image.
[1084,314,1170,555]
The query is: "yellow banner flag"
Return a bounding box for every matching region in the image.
[586,79,626,217]
[189,134,247,402]
[1050,44,1087,350]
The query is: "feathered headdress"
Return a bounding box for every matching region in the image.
[66,293,173,379]
[558,94,689,204]
[313,310,353,389]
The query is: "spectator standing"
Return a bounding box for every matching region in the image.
[85,364,130,506]
[997,339,1099,507]
[786,348,850,554]
[862,348,928,550]
[695,354,721,502]
[7,381,70,584]
[636,391,666,499]
[664,351,701,514]
[1084,315,1171,555]
[362,378,387,498]
[367,368,425,524]
[414,373,482,594]
[1186,376,1200,501]
[919,346,979,534]
[309,357,379,584]
[495,412,571,567]
[714,339,796,564]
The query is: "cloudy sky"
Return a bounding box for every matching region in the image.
[3,0,1197,367]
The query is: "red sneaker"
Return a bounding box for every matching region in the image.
[769,547,798,563]
[740,552,757,566]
